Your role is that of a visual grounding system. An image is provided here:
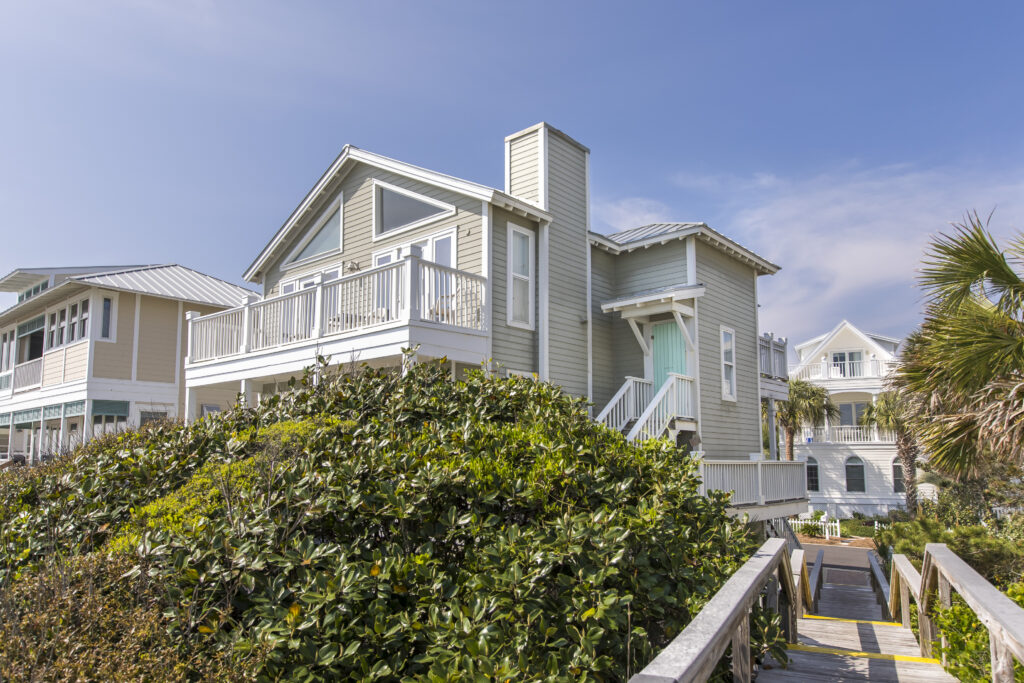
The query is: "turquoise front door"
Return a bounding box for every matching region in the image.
[652,321,687,388]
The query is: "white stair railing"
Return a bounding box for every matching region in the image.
[625,373,695,443]
[595,376,653,431]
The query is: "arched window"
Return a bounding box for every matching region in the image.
[806,457,819,492]
[892,459,905,493]
[846,456,866,493]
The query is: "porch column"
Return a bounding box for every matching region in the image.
[36,421,44,464]
[184,387,197,424]
[83,399,94,443]
[240,379,257,408]
[57,404,67,454]
[766,398,778,460]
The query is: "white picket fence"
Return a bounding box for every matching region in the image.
[792,518,840,540]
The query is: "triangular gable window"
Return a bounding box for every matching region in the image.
[288,205,341,265]
[375,181,454,236]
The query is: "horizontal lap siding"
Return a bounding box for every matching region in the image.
[137,296,179,383]
[42,349,63,386]
[507,134,540,203]
[491,207,537,374]
[614,242,687,295]
[696,241,761,459]
[263,162,483,296]
[64,342,88,381]
[92,292,134,380]
[590,249,617,410]
[546,133,589,397]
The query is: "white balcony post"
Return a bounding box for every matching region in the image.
[184,386,197,425]
[239,294,258,353]
[404,247,422,322]
[312,275,324,338]
[757,460,765,505]
[185,310,199,363]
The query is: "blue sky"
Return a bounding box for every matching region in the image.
[2,1,1023,344]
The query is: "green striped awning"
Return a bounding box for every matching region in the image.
[0,413,9,427]
[16,315,45,337]
[42,404,62,420]
[92,400,129,417]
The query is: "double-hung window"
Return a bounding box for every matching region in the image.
[507,224,535,329]
[100,297,114,339]
[720,326,736,401]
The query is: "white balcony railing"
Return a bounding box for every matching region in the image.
[758,333,788,380]
[595,376,654,432]
[625,373,695,443]
[188,256,487,364]
[789,359,897,382]
[699,460,807,507]
[801,425,895,444]
[12,358,43,392]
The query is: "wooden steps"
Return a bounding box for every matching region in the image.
[757,567,955,682]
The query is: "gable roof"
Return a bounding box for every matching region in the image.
[0,265,254,324]
[243,145,552,283]
[589,222,780,275]
[792,320,898,369]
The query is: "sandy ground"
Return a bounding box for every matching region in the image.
[794,533,876,548]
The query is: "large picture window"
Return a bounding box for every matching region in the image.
[507,224,535,329]
[285,195,342,268]
[373,181,454,238]
[720,326,736,401]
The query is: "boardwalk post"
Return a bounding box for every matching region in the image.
[732,612,751,682]
[900,577,911,628]
[937,575,951,666]
[991,634,1014,682]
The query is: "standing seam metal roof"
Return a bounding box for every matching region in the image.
[603,222,706,245]
[73,265,254,307]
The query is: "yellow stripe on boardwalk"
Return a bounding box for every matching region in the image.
[803,614,903,627]
[789,643,941,664]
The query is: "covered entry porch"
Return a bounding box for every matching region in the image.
[596,284,702,446]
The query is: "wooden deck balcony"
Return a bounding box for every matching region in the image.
[187,256,487,367]
[12,358,42,392]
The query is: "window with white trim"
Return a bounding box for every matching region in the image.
[44,298,91,350]
[507,224,535,329]
[373,180,454,238]
[372,227,457,268]
[846,456,866,493]
[100,296,114,340]
[720,326,736,400]
[893,459,905,493]
[284,195,343,269]
[0,330,14,372]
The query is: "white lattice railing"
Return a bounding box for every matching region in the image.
[12,358,43,392]
[699,460,807,507]
[188,256,487,363]
[625,373,695,443]
[596,376,654,431]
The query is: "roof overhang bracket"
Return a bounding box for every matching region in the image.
[628,319,651,356]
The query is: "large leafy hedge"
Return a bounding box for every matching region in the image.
[0,358,756,680]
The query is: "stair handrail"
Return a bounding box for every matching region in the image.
[625,373,694,443]
[629,538,809,683]
[595,376,652,431]
[888,543,1024,679]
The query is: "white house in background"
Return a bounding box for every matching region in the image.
[789,320,908,517]
[0,265,253,463]
[183,122,805,520]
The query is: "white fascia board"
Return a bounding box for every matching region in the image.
[588,226,780,275]
[600,285,706,314]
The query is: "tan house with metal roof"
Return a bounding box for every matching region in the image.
[0,265,252,462]
[183,123,805,519]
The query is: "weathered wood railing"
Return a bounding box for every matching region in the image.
[630,538,813,682]
[595,376,653,431]
[887,543,1024,681]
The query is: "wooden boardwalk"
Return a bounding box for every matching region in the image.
[758,565,955,682]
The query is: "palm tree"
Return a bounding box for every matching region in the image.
[775,379,839,461]
[896,213,1024,477]
[862,390,920,513]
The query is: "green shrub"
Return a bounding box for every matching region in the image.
[876,519,1024,585]
[932,583,1024,682]
[0,552,252,681]
[1,358,761,680]
[840,519,875,538]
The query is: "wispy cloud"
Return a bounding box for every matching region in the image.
[592,197,674,232]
